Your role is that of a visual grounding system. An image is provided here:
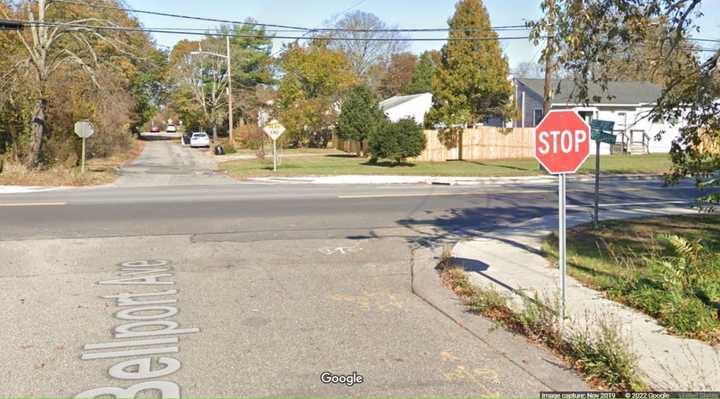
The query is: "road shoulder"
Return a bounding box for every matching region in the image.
[411,246,590,391]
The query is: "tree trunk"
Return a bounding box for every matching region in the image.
[28,98,48,167]
[212,125,217,143]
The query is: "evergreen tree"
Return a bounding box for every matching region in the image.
[406,51,439,95]
[427,0,513,159]
[336,84,388,156]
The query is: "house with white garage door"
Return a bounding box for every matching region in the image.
[514,78,682,155]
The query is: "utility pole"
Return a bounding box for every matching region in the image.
[226,36,234,145]
[542,0,556,116]
[540,0,556,173]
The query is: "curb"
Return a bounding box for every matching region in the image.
[248,174,666,186]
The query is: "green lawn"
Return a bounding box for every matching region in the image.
[543,215,720,343]
[220,153,672,179]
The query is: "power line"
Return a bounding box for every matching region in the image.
[20,20,537,42]
[51,0,531,34]
[52,0,309,31]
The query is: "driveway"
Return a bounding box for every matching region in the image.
[114,137,233,187]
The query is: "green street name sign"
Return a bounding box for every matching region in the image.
[590,119,617,145]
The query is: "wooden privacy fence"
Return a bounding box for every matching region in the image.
[336,127,535,162]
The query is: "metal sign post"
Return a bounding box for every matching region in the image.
[534,110,591,326]
[272,138,278,172]
[559,173,567,325]
[74,120,95,174]
[262,119,286,173]
[590,120,616,228]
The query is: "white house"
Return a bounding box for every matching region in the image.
[379,93,433,125]
[514,78,682,155]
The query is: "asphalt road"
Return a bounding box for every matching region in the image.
[0,140,707,397]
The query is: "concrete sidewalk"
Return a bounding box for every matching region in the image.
[450,205,720,390]
[0,186,61,194]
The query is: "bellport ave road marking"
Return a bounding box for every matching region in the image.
[0,201,66,207]
[76,260,200,399]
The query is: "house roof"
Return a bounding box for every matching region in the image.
[379,93,431,111]
[518,78,662,105]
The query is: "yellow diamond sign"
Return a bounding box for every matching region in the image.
[263,119,286,141]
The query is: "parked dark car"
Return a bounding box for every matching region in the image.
[150,126,160,133]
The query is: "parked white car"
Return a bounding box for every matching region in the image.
[166,124,177,133]
[190,132,210,148]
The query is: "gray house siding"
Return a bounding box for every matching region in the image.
[514,80,545,128]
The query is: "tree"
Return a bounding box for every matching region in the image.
[427,0,514,160]
[226,20,274,126]
[336,84,388,156]
[1,0,158,166]
[599,19,697,86]
[326,11,409,79]
[0,0,140,167]
[406,50,440,94]
[377,52,417,98]
[368,118,426,163]
[531,1,720,205]
[277,42,357,147]
[170,36,229,142]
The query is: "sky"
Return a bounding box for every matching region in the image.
[125,0,720,69]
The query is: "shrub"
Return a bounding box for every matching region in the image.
[368,118,426,163]
[236,125,266,151]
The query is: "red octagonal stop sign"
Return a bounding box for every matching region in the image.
[535,110,591,174]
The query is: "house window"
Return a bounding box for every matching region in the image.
[533,109,544,126]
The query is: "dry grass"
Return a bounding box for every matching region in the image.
[0,139,144,187]
[436,261,645,391]
[542,214,720,343]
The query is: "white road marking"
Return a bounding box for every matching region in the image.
[0,202,67,207]
[319,245,363,255]
[338,190,549,199]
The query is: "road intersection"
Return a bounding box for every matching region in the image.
[0,140,707,397]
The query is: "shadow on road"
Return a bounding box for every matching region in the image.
[138,133,181,141]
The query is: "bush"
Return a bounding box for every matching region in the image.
[368,118,426,163]
[236,125,266,151]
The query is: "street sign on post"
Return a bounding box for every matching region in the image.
[262,119,286,172]
[74,120,95,174]
[589,119,616,228]
[534,110,591,328]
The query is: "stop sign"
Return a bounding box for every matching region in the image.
[535,110,591,174]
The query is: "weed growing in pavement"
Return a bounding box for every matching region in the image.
[437,262,645,390]
[567,315,645,390]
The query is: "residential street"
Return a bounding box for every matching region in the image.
[0,141,708,397]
